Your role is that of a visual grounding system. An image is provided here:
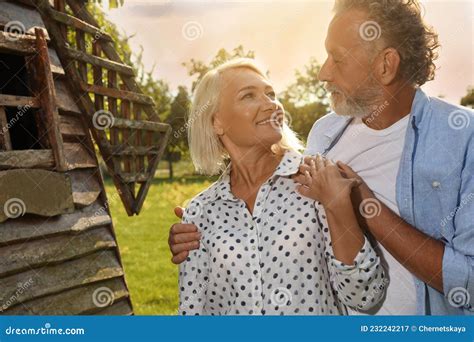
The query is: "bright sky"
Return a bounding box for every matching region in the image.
[104,0,474,104]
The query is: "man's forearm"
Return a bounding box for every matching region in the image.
[325,197,365,266]
[363,200,444,293]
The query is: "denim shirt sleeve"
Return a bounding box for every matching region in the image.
[442,133,474,313]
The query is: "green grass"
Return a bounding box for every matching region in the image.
[105,161,213,315]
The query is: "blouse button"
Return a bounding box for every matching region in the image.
[432,181,441,189]
[251,245,257,251]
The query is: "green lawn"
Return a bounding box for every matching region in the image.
[105,161,213,315]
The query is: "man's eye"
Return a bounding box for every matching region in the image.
[267,92,276,99]
[242,93,254,99]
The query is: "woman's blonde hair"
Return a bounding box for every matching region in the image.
[187,58,304,176]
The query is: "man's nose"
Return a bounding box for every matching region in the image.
[318,59,332,82]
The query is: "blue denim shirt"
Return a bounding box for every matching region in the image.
[305,88,474,315]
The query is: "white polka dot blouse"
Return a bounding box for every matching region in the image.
[179,150,387,315]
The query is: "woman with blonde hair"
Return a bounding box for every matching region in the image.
[179,58,386,315]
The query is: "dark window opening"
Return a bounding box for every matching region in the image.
[0,53,43,150]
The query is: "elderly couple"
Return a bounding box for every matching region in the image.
[169,0,474,315]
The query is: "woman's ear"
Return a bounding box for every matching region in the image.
[213,113,225,136]
[378,47,401,85]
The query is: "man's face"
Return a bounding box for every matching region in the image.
[319,9,385,118]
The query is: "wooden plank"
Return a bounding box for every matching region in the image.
[59,114,87,137]
[2,278,130,315]
[0,250,124,311]
[111,145,159,156]
[80,82,154,105]
[68,168,102,207]
[66,47,134,76]
[0,226,116,278]
[34,28,67,171]
[48,8,113,42]
[48,47,65,75]
[0,168,75,223]
[75,29,88,81]
[134,103,145,173]
[0,30,36,55]
[0,107,12,150]
[112,117,170,132]
[0,201,112,245]
[0,149,54,169]
[55,77,82,114]
[120,173,149,183]
[64,142,98,170]
[0,94,40,108]
[121,86,133,195]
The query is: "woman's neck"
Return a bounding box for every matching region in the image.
[228,146,282,188]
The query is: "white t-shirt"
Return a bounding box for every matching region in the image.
[325,115,417,315]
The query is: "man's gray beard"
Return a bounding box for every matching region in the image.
[330,86,385,119]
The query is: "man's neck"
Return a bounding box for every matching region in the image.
[363,86,417,130]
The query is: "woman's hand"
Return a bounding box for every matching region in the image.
[295,155,361,211]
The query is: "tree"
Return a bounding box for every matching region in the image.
[183,45,255,92]
[165,86,191,179]
[461,87,474,108]
[279,58,329,143]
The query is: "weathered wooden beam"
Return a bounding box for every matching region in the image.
[0,30,36,55]
[0,95,40,108]
[120,173,150,183]
[110,145,159,156]
[0,149,54,170]
[35,28,67,171]
[112,117,170,132]
[0,107,12,151]
[0,227,116,278]
[0,201,112,245]
[79,82,154,105]
[66,47,134,76]
[2,278,130,315]
[64,142,98,169]
[48,8,113,42]
[0,250,123,311]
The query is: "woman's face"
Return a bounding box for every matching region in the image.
[214,67,284,151]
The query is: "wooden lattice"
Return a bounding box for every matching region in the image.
[38,0,171,215]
